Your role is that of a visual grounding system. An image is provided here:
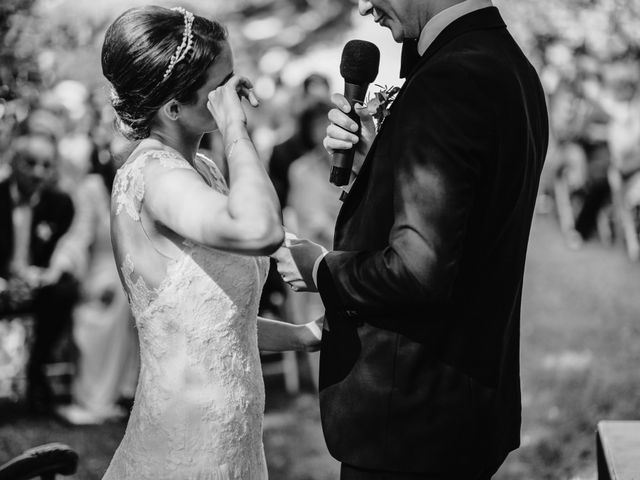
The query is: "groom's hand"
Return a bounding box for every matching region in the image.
[272,238,327,292]
[324,93,376,176]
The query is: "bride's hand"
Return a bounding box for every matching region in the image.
[207,75,259,134]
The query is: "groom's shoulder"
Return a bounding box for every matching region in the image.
[416,35,526,91]
[410,49,501,93]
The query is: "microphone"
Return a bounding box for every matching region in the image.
[330,39,380,186]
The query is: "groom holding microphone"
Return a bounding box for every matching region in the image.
[275,0,548,478]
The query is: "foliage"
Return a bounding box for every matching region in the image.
[497,0,640,59]
[0,0,38,100]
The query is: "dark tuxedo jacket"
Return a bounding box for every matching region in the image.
[0,178,75,279]
[316,7,549,477]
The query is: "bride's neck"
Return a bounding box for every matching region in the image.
[148,130,202,164]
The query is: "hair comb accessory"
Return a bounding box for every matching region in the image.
[162,7,195,81]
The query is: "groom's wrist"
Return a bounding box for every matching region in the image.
[311,250,329,289]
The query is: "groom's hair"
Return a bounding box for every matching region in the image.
[101,6,227,140]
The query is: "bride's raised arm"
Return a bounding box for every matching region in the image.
[144,75,284,256]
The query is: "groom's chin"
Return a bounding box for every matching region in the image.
[385,24,404,43]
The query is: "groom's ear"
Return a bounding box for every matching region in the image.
[161,100,181,121]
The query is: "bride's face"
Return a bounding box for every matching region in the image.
[180,41,234,133]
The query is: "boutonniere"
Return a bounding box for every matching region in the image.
[35,222,53,242]
[366,84,401,132]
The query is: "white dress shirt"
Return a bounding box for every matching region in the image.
[9,182,38,274]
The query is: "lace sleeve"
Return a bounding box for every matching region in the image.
[112,150,192,221]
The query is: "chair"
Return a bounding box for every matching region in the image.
[259,260,300,395]
[607,163,640,261]
[0,443,78,480]
[597,421,640,480]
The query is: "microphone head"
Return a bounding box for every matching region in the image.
[340,40,380,85]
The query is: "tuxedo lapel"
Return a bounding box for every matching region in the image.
[334,73,412,233]
[335,62,413,220]
[333,133,379,240]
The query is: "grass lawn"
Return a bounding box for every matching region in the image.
[497,215,640,480]
[1,214,639,479]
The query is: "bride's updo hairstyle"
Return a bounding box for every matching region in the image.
[102,6,227,140]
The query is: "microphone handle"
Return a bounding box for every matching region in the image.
[330,82,369,186]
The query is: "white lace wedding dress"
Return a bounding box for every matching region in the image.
[103,149,270,480]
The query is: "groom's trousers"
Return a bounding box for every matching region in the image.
[340,463,500,480]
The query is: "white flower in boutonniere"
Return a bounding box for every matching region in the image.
[366,84,401,132]
[35,222,53,242]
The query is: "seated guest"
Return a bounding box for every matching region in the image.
[0,132,76,412]
[284,101,338,388]
[48,134,139,424]
[268,73,330,207]
[286,101,339,248]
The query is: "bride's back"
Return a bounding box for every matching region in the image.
[110,145,205,308]
[110,143,267,331]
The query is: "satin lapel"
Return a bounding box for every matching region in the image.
[333,70,417,239]
[334,68,413,220]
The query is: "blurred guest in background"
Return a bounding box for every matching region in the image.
[286,101,338,250]
[548,51,611,248]
[261,75,331,325]
[601,55,640,258]
[46,133,139,425]
[301,73,332,107]
[0,131,76,412]
[285,100,339,386]
[571,66,612,244]
[268,73,330,207]
[606,56,640,193]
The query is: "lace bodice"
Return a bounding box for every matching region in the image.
[103,149,270,480]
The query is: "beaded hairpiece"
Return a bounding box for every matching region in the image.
[162,7,195,81]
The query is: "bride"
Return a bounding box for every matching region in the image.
[101,6,321,479]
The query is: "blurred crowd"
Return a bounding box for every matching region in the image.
[0,70,338,424]
[2,0,640,430]
[502,0,640,257]
[0,80,139,424]
[538,41,640,256]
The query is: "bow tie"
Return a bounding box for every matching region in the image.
[400,38,421,79]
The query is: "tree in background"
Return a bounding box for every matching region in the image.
[1,0,39,102]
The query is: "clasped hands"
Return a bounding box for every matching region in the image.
[271,232,326,292]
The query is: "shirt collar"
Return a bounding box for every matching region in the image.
[10,180,41,207]
[417,0,494,55]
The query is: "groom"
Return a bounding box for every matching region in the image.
[276,0,548,478]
